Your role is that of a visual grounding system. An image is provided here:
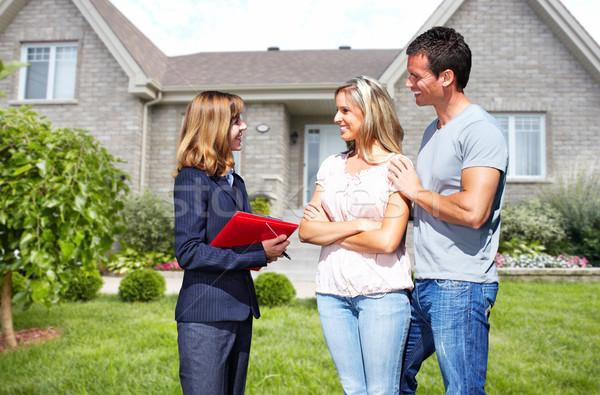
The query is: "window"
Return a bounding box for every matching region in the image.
[493,113,546,179]
[19,43,78,100]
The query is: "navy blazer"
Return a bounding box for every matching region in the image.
[173,167,267,323]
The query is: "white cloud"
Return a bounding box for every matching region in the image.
[110,0,600,56]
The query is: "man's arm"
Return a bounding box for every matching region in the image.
[388,156,500,229]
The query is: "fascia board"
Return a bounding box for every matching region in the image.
[72,0,158,99]
[527,0,600,84]
[0,0,28,35]
[160,84,339,104]
[379,0,466,97]
[128,73,162,100]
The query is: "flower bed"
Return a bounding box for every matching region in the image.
[495,253,589,269]
[495,253,599,282]
[154,261,182,271]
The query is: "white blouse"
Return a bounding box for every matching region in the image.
[315,153,413,297]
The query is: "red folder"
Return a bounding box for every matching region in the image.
[210,211,298,270]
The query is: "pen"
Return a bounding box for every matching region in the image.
[265,222,291,260]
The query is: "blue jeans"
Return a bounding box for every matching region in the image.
[317,291,411,395]
[177,316,252,395]
[400,279,498,395]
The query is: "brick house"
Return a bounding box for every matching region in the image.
[1,0,599,218]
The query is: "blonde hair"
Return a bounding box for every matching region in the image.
[173,91,243,178]
[335,75,404,163]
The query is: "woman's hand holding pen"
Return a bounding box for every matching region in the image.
[262,234,290,263]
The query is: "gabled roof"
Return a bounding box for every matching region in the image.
[80,0,399,111]
[1,0,598,108]
[75,0,168,99]
[83,0,399,112]
[88,0,168,83]
[164,48,400,87]
[379,0,600,95]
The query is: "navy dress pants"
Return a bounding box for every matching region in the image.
[177,315,253,395]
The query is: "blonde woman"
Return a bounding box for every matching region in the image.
[299,76,413,395]
[173,91,289,395]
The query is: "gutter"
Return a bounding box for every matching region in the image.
[140,91,163,189]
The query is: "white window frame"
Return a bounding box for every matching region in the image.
[493,113,546,181]
[302,124,347,206]
[18,42,78,100]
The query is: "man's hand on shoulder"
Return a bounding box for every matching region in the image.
[388,156,424,202]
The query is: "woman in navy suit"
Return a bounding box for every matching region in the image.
[173,91,290,395]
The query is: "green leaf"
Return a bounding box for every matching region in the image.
[46,269,57,284]
[35,159,49,176]
[12,163,33,176]
[30,279,50,303]
[74,194,86,211]
[59,240,75,258]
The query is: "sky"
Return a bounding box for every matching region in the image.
[109,0,600,57]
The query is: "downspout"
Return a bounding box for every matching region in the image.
[139,91,163,190]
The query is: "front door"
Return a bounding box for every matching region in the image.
[303,124,347,205]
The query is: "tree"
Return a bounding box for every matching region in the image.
[0,105,129,350]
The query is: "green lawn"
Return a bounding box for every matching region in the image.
[0,282,598,394]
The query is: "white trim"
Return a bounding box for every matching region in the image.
[379,0,466,96]
[380,0,600,94]
[526,0,600,84]
[159,83,339,104]
[71,0,159,99]
[19,42,78,100]
[302,124,345,206]
[495,113,546,180]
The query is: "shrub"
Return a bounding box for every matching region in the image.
[106,246,174,274]
[0,105,128,318]
[499,237,546,257]
[542,167,600,266]
[250,196,271,216]
[118,269,166,302]
[120,190,174,254]
[254,272,296,307]
[500,199,566,255]
[62,268,104,302]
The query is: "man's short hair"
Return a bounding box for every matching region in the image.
[406,26,472,91]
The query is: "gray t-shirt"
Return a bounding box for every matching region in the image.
[413,104,509,283]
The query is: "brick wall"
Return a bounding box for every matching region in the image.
[144,101,296,218]
[240,102,290,217]
[392,0,600,205]
[146,104,185,197]
[2,0,597,213]
[0,0,143,188]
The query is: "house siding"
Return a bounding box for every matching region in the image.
[240,102,290,218]
[0,0,597,214]
[142,101,293,217]
[0,0,143,188]
[146,103,184,196]
[392,0,600,204]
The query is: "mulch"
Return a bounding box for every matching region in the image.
[0,327,62,353]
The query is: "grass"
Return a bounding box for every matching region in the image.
[0,282,598,394]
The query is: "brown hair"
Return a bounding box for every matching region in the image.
[173,91,243,178]
[406,26,471,91]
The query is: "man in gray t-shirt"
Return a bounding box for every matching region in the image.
[388,27,508,394]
